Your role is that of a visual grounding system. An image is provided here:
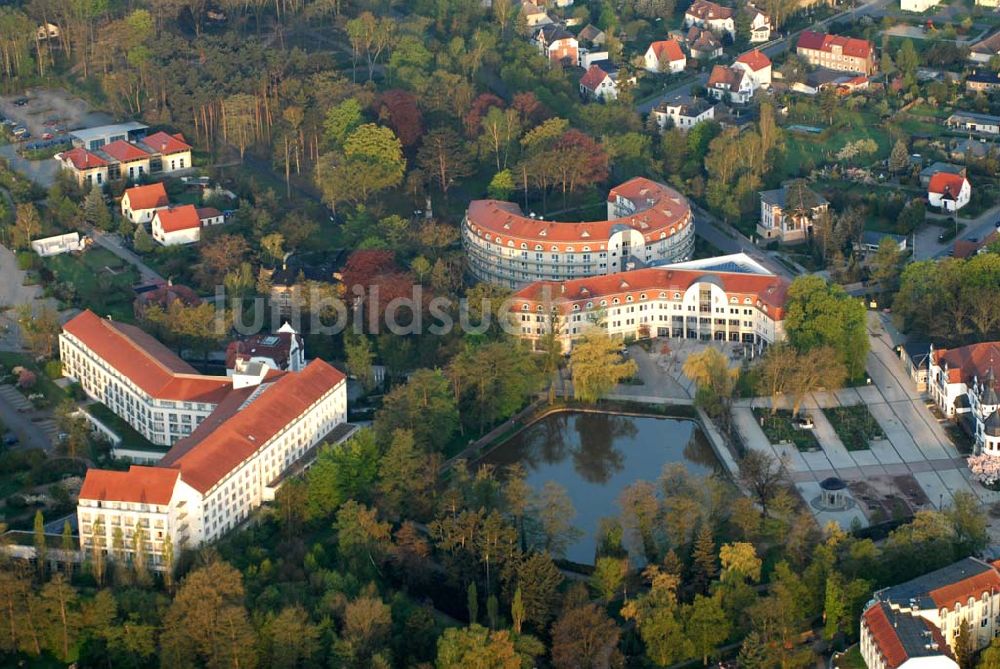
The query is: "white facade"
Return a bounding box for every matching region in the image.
[653,101,715,130]
[928,178,971,212]
[121,192,168,224]
[734,60,772,88]
[901,0,940,11]
[745,9,772,42]
[643,43,686,74]
[151,217,201,246]
[31,232,85,257]
[928,344,1000,455]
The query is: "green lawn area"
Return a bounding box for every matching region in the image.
[752,407,820,452]
[824,405,883,451]
[83,403,163,453]
[0,352,69,408]
[42,247,139,322]
[836,646,865,669]
[776,112,892,181]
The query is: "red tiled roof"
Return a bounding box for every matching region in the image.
[932,342,1000,387]
[929,569,1000,608]
[62,310,233,403]
[580,64,611,91]
[797,30,873,59]
[687,26,722,50]
[928,172,968,196]
[79,466,179,505]
[124,183,169,211]
[736,49,771,71]
[141,131,191,155]
[155,205,201,233]
[160,359,346,493]
[466,177,692,253]
[197,207,223,220]
[686,0,734,21]
[649,40,685,63]
[101,139,150,163]
[862,605,908,669]
[59,147,108,170]
[512,266,791,319]
[708,65,739,89]
[953,229,998,259]
[225,331,300,369]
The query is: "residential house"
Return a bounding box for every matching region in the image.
[757,180,830,243]
[580,49,610,68]
[652,95,716,130]
[65,309,349,564]
[966,70,1000,93]
[684,27,724,59]
[56,130,193,187]
[928,342,1000,453]
[856,230,908,253]
[510,253,789,351]
[533,24,579,64]
[31,232,85,257]
[139,131,192,174]
[225,323,306,376]
[950,137,993,161]
[741,5,772,42]
[121,182,170,224]
[578,24,606,46]
[518,2,553,27]
[55,147,109,188]
[796,30,876,75]
[684,0,735,37]
[708,65,756,104]
[927,172,971,212]
[918,163,965,188]
[953,228,999,258]
[151,205,225,246]
[947,111,1000,135]
[133,283,202,320]
[733,49,772,88]
[899,341,931,392]
[969,32,1000,64]
[644,40,686,74]
[102,140,151,182]
[901,0,940,11]
[580,63,622,100]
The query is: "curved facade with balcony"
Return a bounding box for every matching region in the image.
[463,177,695,288]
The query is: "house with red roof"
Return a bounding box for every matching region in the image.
[151,204,226,246]
[683,26,724,59]
[734,49,772,88]
[64,309,349,567]
[861,557,1000,669]
[708,64,756,103]
[684,0,735,37]
[102,139,151,181]
[927,172,971,212]
[579,62,625,100]
[121,182,170,224]
[796,30,876,75]
[138,131,193,173]
[644,40,686,74]
[532,24,578,64]
[54,147,109,189]
[510,252,789,351]
[928,341,1000,454]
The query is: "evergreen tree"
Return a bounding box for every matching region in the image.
[83,185,112,230]
[691,524,718,594]
[133,223,154,253]
[737,630,767,669]
[33,510,46,579]
[511,586,525,635]
[90,516,105,586]
[468,581,479,625]
[60,521,73,579]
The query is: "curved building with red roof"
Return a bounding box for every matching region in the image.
[463,177,695,288]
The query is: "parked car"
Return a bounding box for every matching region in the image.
[2,433,18,446]
[13,97,29,106]
[794,416,814,430]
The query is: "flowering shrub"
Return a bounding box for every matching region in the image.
[968,454,1000,487]
[16,369,36,390]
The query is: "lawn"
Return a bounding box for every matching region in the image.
[824,405,883,451]
[752,407,820,452]
[836,646,865,669]
[0,351,69,408]
[776,112,892,182]
[84,402,163,453]
[41,247,139,321]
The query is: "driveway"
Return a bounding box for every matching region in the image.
[0,386,53,452]
[88,229,164,284]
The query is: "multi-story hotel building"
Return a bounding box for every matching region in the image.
[860,557,1000,669]
[69,311,348,567]
[464,177,695,289]
[510,253,789,351]
[927,342,1000,455]
[796,31,876,75]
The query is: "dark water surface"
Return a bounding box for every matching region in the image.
[482,411,720,564]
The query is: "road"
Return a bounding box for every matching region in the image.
[636,0,893,114]
[692,202,796,278]
[913,204,1000,260]
[0,390,53,453]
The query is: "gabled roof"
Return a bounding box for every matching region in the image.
[797,30,873,59]
[196,206,223,219]
[736,49,771,71]
[880,557,1000,610]
[708,65,743,90]
[579,24,605,42]
[124,182,169,211]
[862,602,953,669]
[971,31,1000,57]
[932,342,1000,388]
[80,466,180,505]
[62,309,233,403]
[59,147,108,170]
[101,139,150,163]
[154,205,201,233]
[160,359,345,493]
[580,64,612,91]
[648,40,685,63]
[928,172,969,197]
[140,131,191,155]
[687,26,722,50]
[686,0,734,21]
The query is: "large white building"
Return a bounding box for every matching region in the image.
[463,177,695,288]
[928,342,1000,455]
[68,310,348,566]
[860,557,1000,669]
[511,253,789,351]
[56,130,193,188]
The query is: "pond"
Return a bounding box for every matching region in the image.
[481,411,721,565]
